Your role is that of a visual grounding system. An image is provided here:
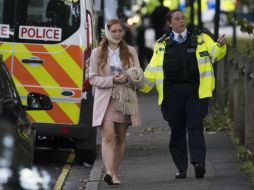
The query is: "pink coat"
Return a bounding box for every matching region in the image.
[89,45,142,127]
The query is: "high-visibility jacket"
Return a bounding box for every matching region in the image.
[182,0,208,26]
[146,0,160,15]
[183,2,198,26]
[139,32,227,105]
[163,0,179,10]
[221,0,236,12]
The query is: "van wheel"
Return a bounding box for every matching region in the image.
[75,149,97,165]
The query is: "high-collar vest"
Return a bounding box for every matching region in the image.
[163,35,199,83]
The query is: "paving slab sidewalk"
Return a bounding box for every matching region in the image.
[87,93,254,190]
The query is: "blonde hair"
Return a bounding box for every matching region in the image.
[98,19,133,72]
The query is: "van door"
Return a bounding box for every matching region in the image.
[9,0,86,125]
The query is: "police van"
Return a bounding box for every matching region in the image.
[0,0,98,163]
[179,0,236,25]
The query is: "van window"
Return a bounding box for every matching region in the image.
[0,0,80,44]
[0,0,15,43]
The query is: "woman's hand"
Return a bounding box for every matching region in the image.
[113,74,128,84]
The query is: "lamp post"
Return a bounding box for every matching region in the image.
[197,0,203,28]
[214,0,221,40]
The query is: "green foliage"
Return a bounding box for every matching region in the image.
[227,8,254,60]
[237,145,254,181]
[241,160,254,180]
[232,137,240,145]
[228,13,254,35]
[231,137,254,181]
[205,103,254,179]
[243,38,254,59]
[239,0,253,4]
[203,104,232,132]
[238,145,252,161]
[227,37,254,60]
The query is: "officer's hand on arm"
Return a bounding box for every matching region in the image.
[217,34,226,46]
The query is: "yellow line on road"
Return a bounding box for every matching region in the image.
[53,150,75,190]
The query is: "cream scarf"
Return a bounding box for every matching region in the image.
[105,22,121,44]
[111,67,143,116]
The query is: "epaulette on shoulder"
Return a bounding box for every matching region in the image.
[201,28,210,34]
[193,27,214,39]
[201,28,215,39]
[189,26,202,36]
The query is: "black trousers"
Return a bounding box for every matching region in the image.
[161,82,209,172]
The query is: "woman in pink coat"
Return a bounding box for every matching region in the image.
[89,19,143,185]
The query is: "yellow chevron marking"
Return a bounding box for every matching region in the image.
[77,45,85,50]
[13,44,81,124]
[15,44,60,88]
[13,76,54,123]
[27,110,55,123]
[0,43,13,50]
[58,102,80,124]
[44,45,82,87]
[0,53,12,63]
[0,45,13,62]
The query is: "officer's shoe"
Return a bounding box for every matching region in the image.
[175,171,186,179]
[194,164,206,179]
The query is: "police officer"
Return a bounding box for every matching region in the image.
[140,9,226,179]
[150,0,170,40]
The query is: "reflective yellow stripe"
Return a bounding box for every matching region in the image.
[143,77,154,88]
[197,57,214,73]
[44,45,82,87]
[156,79,163,84]
[200,71,214,78]
[146,66,163,72]
[211,46,216,62]
[198,57,210,65]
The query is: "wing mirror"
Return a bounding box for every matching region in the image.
[26,93,53,111]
